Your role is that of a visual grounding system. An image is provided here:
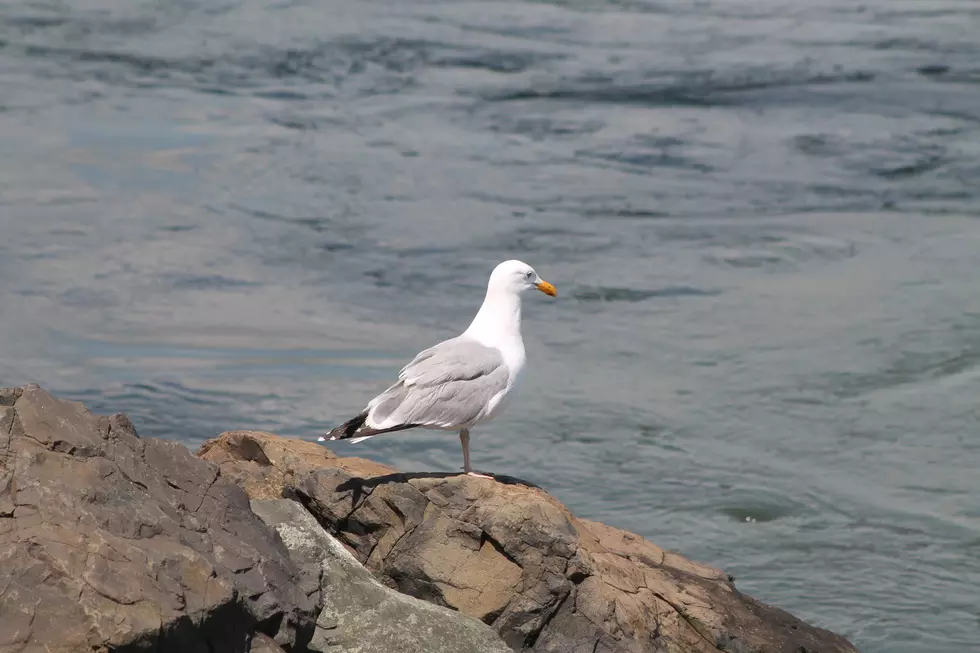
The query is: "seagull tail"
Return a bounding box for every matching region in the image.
[320,411,421,443]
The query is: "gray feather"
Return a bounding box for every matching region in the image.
[367,337,509,429]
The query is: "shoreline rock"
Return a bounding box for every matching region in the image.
[249,497,511,653]
[0,385,315,652]
[200,430,861,653]
[0,385,860,653]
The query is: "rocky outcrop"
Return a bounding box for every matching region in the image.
[250,498,511,653]
[0,385,316,653]
[0,385,858,653]
[0,385,521,653]
[199,430,861,653]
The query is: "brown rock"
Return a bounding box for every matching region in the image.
[0,386,316,653]
[200,430,860,653]
[196,428,336,500]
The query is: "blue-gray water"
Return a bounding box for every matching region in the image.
[2,1,979,650]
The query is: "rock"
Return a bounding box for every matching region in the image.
[200,430,861,653]
[1,386,859,653]
[0,386,316,653]
[249,633,289,653]
[249,497,512,653]
[195,430,382,499]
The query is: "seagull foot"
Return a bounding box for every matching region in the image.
[464,471,494,479]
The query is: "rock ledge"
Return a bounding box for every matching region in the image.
[200,429,861,653]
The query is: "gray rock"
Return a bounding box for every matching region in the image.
[0,385,316,653]
[249,498,513,653]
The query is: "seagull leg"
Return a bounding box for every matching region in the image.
[459,429,492,479]
[459,429,473,472]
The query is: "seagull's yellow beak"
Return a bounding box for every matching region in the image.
[535,280,557,297]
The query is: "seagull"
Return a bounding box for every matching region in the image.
[320,259,556,477]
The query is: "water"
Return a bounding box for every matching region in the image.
[2,0,979,650]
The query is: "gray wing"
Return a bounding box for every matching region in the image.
[365,336,509,430]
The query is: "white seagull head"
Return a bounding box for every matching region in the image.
[487,259,557,297]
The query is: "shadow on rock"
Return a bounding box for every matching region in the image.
[335,470,541,494]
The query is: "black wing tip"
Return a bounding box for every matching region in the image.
[322,412,369,441]
[322,413,423,443]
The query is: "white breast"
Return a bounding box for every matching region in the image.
[481,338,525,422]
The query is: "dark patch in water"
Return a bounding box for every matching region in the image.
[10,36,558,99]
[873,37,939,52]
[484,68,877,107]
[579,207,670,219]
[198,86,238,96]
[230,204,335,233]
[254,89,309,101]
[168,275,260,291]
[794,134,844,157]
[481,114,605,140]
[318,242,355,253]
[918,64,951,77]
[268,115,326,131]
[486,82,739,107]
[3,15,69,29]
[875,154,946,179]
[432,50,564,74]
[824,343,980,399]
[573,286,719,302]
[577,148,715,174]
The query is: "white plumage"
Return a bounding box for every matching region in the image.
[320,259,557,476]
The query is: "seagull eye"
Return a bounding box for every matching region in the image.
[524,271,533,279]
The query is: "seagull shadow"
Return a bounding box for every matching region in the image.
[335,470,541,496]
